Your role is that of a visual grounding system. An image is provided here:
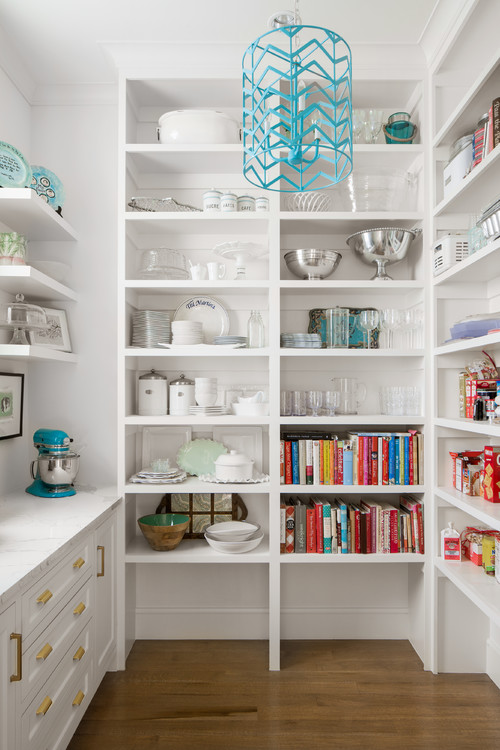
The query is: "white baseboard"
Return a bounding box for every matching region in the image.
[135,605,409,640]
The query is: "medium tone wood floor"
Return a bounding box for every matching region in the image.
[68,640,500,750]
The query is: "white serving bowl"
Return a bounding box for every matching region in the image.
[231,402,270,417]
[204,531,264,554]
[204,520,260,541]
[214,449,254,481]
[157,110,240,144]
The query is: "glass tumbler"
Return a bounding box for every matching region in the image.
[326,307,349,348]
[291,390,306,416]
[280,390,292,416]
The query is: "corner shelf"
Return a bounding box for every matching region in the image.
[435,486,500,530]
[0,266,77,302]
[0,345,77,363]
[0,189,78,241]
[434,556,500,627]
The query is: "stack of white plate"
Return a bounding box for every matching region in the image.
[213,335,247,347]
[129,466,187,484]
[188,405,228,415]
[280,333,323,348]
[132,310,171,347]
[204,520,264,554]
[171,320,203,345]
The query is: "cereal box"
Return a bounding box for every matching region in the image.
[483,446,500,503]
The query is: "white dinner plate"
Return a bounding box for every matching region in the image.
[173,296,229,343]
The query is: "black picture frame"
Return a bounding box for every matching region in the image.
[0,372,24,440]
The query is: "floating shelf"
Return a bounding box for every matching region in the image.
[0,266,77,302]
[0,189,78,241]
[0,345,77,363]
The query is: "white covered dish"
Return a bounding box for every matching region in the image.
[214,449,254,482]
[157,110,240,144]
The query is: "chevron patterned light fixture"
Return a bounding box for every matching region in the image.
[242,4,352,192]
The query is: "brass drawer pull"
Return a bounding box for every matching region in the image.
[72,690,85,707]
[73,602,86,616]
[36,643,53,661]
[73,646,86,661]
[97,545,105,577]
[9,633,22,682]
[36,696,52,716]
[73,557,85,569]
[36,589,53,605]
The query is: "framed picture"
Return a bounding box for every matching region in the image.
[0,372,24,440]
[28,308,71,351]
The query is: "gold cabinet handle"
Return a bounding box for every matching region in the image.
[9,633,22,682]
[72,690,85,707]
[73,557,85,569]
[36,643,53,661]
[97,545,105,577]
[36,589,53,605]
[73,646,86,661]
[36,696,53,716]
[73,602,86,616]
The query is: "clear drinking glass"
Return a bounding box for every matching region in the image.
[352,109,366,143]
[325,307,349,348]
[280,390,292,416]
[359,309,380,349]
[380,308,401,348]
[324,390,340,416]
[306,390,323,417]
[365,109,384,143]
[291,390,306,416]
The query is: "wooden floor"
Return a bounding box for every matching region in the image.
[68,640,500,750]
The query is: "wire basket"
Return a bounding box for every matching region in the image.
[128,197,201,213]
[285,192,332,212]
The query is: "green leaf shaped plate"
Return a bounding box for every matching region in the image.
[176,438,227,477]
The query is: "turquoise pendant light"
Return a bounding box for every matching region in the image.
[242,7,353,192]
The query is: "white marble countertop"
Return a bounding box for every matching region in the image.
[0,485,121,607]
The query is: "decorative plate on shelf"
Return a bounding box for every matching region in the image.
[0,141,32,188]
[176,438,228,476]
[173,296,229,344]
[30,165,65,215]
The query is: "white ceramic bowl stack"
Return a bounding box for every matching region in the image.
[204,520,264,554]
[195,377,218,406]
[171,320,203,345]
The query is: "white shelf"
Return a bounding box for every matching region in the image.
[280,348,424,358]
[0,345,77,363]
[433,146,500,217]
[124,346,270,357]
[280,552,424,563]
[433,237,500,286]
[434,418,500,437]
[435,486,500,530]
[126,535,270,563]
[279,484,425,494]
[0,266,77,302]
[280,212,423,236]
[125,476,270,494]
[434,332,500,356]
[125,280,269,293]
[280,280,424,295]
[126,143,243,175]
[434,556,500,627]
[280,415,424,426]
[125,415,271,426]
[0,189,78,241]
[125,211,269,235]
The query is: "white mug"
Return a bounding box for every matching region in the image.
[206,262,226,280]
[190,263,207,280]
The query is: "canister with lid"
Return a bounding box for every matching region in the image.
[169,373,195,415]
[138,369,168,416]
[237,195,255,212]
[202,189,221,212]
[443,134,473,198]
[220,192,237,212]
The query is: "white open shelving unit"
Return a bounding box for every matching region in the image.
[429,1,500,685]
[0,190,78,363]
[116,65,430,671]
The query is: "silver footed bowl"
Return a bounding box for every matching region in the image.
[284,249,342,280]
[345,227,419,280]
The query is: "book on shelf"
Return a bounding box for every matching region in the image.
[281,430,423,487]
[280,494,425,555]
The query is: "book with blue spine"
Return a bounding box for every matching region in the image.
[388,436,396,485]
[321,501,332,553]
[395,438,400,485]
[343,441,353,485]
[291,441,300,484]
[404,436,410,485]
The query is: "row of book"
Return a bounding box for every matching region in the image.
[280,495,424,554]
[280,430,424,486]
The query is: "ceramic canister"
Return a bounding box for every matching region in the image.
[220,192,237,212]
[202,189,221,212]
[255,196,269,212]
[138,369,167,416]
[169,373,195,415]
[237,195,255,212]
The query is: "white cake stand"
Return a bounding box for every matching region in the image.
[213,241,267,280]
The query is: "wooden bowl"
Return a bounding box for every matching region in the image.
[137,513,189,551]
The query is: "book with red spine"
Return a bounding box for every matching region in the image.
[357,504,369,553]
[306,505,316,553]
[409,434,414,485]
[349,503,361,553]
[284,441,293,484]
[382,436,389,485]
[357,434,363,484]
[371,436,378,485]
[313,501,324,553]
[336,440,344,484]
[285,504,295,553]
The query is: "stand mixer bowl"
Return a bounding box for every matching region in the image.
[32,452,80,487]
[346,227,420,280]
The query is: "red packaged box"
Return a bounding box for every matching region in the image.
[483,446,500,503]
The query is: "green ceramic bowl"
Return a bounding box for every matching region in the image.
[138,513,189,551]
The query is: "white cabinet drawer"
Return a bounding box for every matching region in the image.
[21,620,92,750]
[22,540,92,641]
[21,576,93,705]
[41,666,92,750]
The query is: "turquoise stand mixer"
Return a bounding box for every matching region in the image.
[26,428,80,498]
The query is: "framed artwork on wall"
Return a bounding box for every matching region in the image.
[28,308,71,351]
[0,372,24,439]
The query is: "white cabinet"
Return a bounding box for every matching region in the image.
[0,189,78,363]
[117,69,428,670]
[429,2,500,683]
[0,602,19,750]
[94,512,117,682]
